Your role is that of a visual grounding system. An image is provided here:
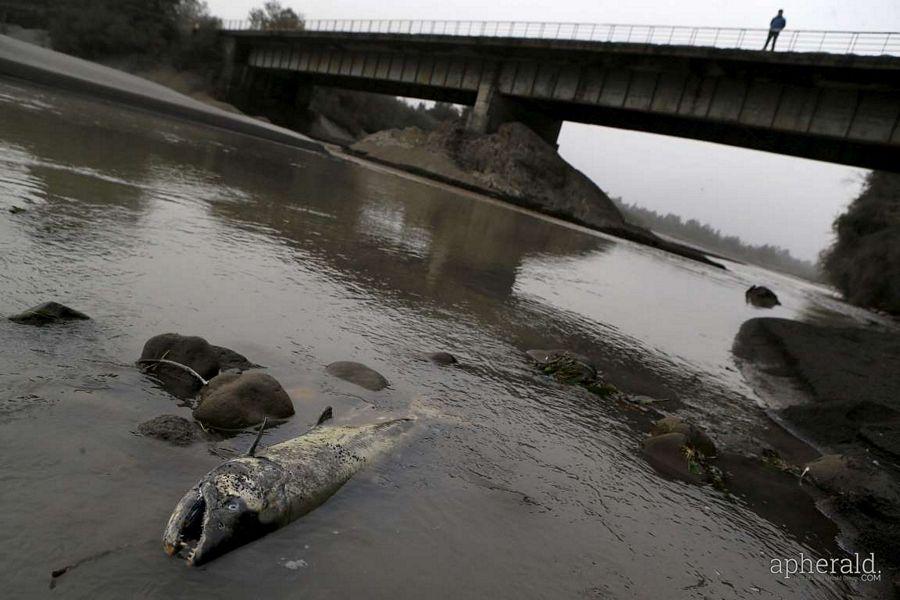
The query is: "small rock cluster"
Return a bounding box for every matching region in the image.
[138,332,293,432]
[527,349,619,398]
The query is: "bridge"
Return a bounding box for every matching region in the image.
[219,20,900,171]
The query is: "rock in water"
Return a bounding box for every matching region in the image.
[138,415,204,446]
[427,352,457,366]
[9,205,26,214]
[650,416,717,457]
[745,285,780,308]
[139,333,258,397]
[325,361,389,391]
[641,417,720,486]
[527,349,618,397]
[8,301,90,325]
[194,371,294,429]
[641,432,705,484]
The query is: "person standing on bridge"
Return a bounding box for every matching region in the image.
[763,9,787,50]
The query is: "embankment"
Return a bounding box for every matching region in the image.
[351,124,723,268]
[0,34,322,153]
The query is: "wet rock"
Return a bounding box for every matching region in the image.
[326,361,389,391]
[640,433,705,484]
[139,333,257,397]
[9,205,26,214]
[194,371,294,430]
[428,352,457,366]
[806,454,900,510]
[8,301,90,325]
[745,285,780,308]
[137,415,204,446]
[527,349,618,398]
[650,416,716,457]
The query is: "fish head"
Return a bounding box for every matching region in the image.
[163,458,284,566]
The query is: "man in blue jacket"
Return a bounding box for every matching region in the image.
[763,10,787,50]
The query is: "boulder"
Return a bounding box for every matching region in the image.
[650,416,716,457]
[137,415,204,446]
[745,285,780,308]
[427,352,457,366]
[8,301,90,325]
[640,432,705,484]
[139,333,258,397]
[807,455,900,499]
[194,371,294,429]
[326,361,389,391]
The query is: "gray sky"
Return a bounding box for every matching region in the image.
[207,0,898,260]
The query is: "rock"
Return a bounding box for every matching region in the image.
[640,433,705,484]
[650,416,716,457]
[325,361,389,391]
[139,333,257,397]
[8,301,90,325]
[527,349,618,398]
[9,205,26,214]
[745,285,780,308]
[194,371,294,429]
[807,454,899,495]
[427,352,457,366]
[137,415,204,446]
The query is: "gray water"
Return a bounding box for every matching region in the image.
[0,79,886,599]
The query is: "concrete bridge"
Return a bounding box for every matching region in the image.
[220,20,900,170]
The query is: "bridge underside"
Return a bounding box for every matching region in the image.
[220,32,900,171]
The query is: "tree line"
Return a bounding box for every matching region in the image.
[613,199,823,282]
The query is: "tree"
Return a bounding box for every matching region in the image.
[248,1,303,31]
[820,171,900,314]
[49,0,181,59]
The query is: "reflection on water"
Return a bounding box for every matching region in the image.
[0,79,880,599]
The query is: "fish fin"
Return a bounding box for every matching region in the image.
[246,417,268,457]
[316,406,333,426]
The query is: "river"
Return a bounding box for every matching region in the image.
[0,78,885,599]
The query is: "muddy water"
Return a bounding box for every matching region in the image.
[0,79,885,599]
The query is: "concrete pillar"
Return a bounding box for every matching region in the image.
[220,36,237,94]
[466,63,562,146]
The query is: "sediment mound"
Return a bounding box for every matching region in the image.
[352,123,722,268]
[354,123,625,230]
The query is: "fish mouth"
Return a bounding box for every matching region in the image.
[163,485,214,566]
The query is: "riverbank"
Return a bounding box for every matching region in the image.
[734,317,900,581]
[0,34,323,153]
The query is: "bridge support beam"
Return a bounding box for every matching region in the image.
[219,36,237,95]
[467,67,562,146]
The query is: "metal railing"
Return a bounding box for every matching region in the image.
[220,19,900,56]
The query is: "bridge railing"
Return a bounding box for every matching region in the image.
[220,19,900,56]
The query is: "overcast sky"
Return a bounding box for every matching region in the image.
[206,0,899,260]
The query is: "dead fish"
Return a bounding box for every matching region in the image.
[163,417,413,565]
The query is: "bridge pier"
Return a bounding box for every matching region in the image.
[467,66,562,146]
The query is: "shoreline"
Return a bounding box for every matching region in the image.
[338,144,726,269]
[0,35,323,154]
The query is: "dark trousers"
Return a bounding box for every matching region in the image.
[763,30,780,50]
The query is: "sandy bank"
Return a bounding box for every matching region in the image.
[0,35,322,153]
